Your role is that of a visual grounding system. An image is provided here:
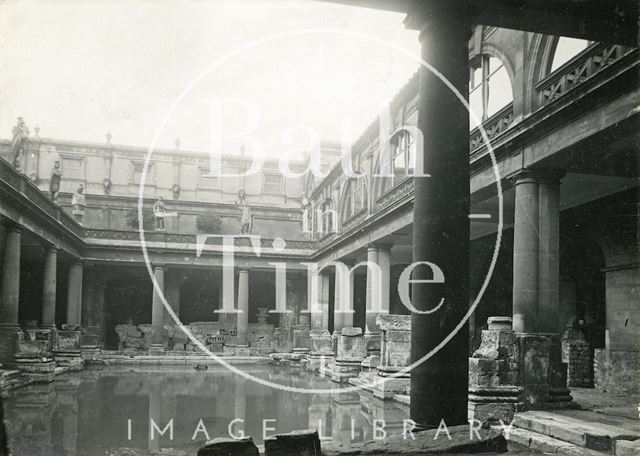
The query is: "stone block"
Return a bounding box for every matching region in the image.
[469,358,501,387]
[197,437,259,456]
[55,330,81,351]
[264,430,321,456]
[487,316,512,331]
[337,327,366,361]
[375,314,411,331]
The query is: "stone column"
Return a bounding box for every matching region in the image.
[407,5,472,427]
[237,268,249,346]
[41,246,57,329]
[149,265,165,355]
[538,171,563,334]
[336,261,354,329]
[309,270,322,331]
[66,261,83,326]
[364,245,379,333]
[512,170,539,333]
[0,226,21,329]
[378,245,391,315]
[320,272,330,332]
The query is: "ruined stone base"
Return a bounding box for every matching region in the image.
[0,328,20,364]
[81,346,101,359]
[307,351,334,373]
[13,355,57,383]
[148,344,165,356]
[468,385,523,423]
[372,368,411,400]
[54,350,84,371]
[331,358,362,384]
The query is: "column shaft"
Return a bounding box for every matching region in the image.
[378,246,391,315]
[409,7,472,427]
[320,273,330,332]
[538,174,562,334]
[512,172,540,333]
[151,265,165,347]
[333,261,354,332]
[66,261,83,326]
[0,228,21,328]
[237,268,249,345]
[41,247,58,328]
[365,246,379,333]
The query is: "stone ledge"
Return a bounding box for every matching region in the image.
[322,425,506,455]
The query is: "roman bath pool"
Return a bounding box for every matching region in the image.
[2,364,412,455]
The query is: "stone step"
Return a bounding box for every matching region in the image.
[514,411,640,454]
[506,427,607,455]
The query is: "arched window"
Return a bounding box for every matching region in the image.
[469,55,513,128]
[551,37,590,72]
[321,198,336,235]
[392,129,415,181]
[343,178,367,221]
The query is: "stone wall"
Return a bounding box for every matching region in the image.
[562,338,593,387]
[594,348,640,393]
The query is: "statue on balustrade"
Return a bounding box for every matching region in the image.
[71,184,86,224]
[153,196,166,231]
[235,189,253,234]
[10,117,30,170]
[49,160,61,202]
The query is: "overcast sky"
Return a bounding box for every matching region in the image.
[0,0,420,157]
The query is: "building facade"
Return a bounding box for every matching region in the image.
[0,28,638,395]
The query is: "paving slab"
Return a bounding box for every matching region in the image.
[322,424,506,455]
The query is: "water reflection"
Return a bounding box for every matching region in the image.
[3,365,408,455]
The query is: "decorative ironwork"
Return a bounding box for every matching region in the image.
[376,178,414,211]
[537,43,634,106]
[341,208,367,233]
[469,103,514,151]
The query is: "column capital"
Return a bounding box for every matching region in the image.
[373,242,393,252]
[537,168,566,187]
[152,263,166,271]
[40,242,58,253]
[405,2,476,41]
[2,222,22,234]
[510,168,566,187]
[237,267,250,273]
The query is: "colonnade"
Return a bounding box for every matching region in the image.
[0,224,84,362]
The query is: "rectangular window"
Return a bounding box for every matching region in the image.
[263,173,284,194]
[131,162,153,185]
[61,157,84,180]
[198,167,219,189]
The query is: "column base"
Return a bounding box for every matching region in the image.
[148,344,165,356]
[330,358,363,384]
[0,326,21,363]
[468,386,524,423]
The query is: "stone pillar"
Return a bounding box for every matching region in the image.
[309,270,322,331]
[365,245,379,333]
[512,170,540,333]
[66,261,83,326]
[237,268,249,346]
[378,245,391,316]
[538,171,563,334]
[320,272,330,332]
[1,226,21,329]
[41,246,57,329]
[407,5,472,427]
[149,265,165,355]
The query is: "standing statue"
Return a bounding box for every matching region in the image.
[153,196,166,231]
[10,117,30,170]
[71,184,86,224]
[235,189,253,234]
[49,160,61,202]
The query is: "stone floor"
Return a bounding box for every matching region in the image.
[567,387,640,433]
